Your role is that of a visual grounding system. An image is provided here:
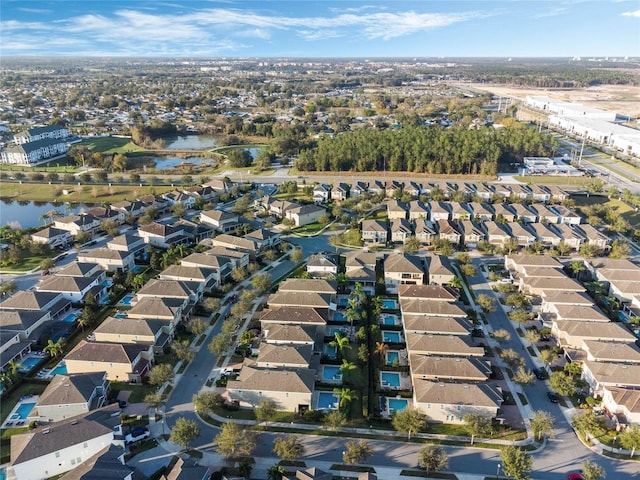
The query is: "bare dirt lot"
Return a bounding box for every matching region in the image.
[469,83,640,118]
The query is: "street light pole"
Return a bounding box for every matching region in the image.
[496,463,501,479]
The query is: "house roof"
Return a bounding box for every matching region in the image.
[405,333,484,356]
[541,291,593,306]
[56,262,101,277]
[402,315,472,335]
[306,253,338,269]
[108,234,144,248]
[94,317,169,337]
[159,265,216,282]
[257,343,313,365]
[507,254,563,268]
[590,259,640,271]
[245,228,278,241]
[278,278,337,294]
[583,340,640,363]
[554,320,636,342]
[227,365,315,393]
[523,276,584,292]
[344,251,379,270]
[260,307,328,325]
[361,219,387,233]
[78,248,129,261]
[211,234,258,252]
[59,444,141,480]
[267,291,332,309]
[384,253,424,274]
[35,372,106,407]
[31,227,71,240]
[401,300,467,317]
[66,341,148,364]
[200,209,238,223]
[426,255,455,278]
[0,309,49,332]
[136,279,195,299]
[398,285,458,302]
[264,324,315,343]
[182,252,231,269]
[584,361,640,386]
[10,404,121,465]
[605,387,640,413]
[0,291,63,310]
[554,305,609,322]
[413,380,502,407]
[391,218,412,233]
[128,297,183,318]
[138,222,181,237]
[38,274,101,294]
[205,246,249,260]
[409,355,491,379]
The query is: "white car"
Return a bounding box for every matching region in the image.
[125,427,150,444]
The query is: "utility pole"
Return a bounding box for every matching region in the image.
[578,134,586,167]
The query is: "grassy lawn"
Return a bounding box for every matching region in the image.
[0,159,79,173]
[273,192,313,203]
[514,175,592,187]
[79,136,147,154]
[572,195,640,229]
[294,222,328,235]
[0,247,52,273]
[110,382,158,404]
[0,182,176,203]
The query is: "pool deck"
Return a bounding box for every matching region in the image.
[1,395,40,429]
[379,371,412,391]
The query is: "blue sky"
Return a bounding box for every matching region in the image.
[2,1,639,57]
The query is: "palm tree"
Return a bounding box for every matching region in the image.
[344,307,360,326]
[372,296,383,316]
[44,339,64,358]
[172,243,188,258]
[374,342,389,363]
[339,359,357,379]
[6,360,21,376]
[568,260,586,279]
[329,332,351,357]
[132,273,146,290]
[352,282,366,303]
[333,387,358,410]
[450,276,464,290]
[160,251,174,268]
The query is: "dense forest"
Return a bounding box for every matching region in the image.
[295,124,551,175]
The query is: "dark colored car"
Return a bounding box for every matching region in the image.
[533,368,548,380]
[567,473,584,480]
[547,391,560,403]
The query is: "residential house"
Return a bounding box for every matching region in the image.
[260,307,329,327]
[262,324,317,347]
[306,253,339,278]
[331,183,350,202]
[546,185,569,202]
[0,290,71,319]
[204,246,250,269]
[159,265,218,293]
[601,387,640,427]
[484,221,511,245]
[0,309,52,368]
[286,204,325,227]
[199,209,240,234]
[226,365,315,411]
[509,184,532,201]
[159,458,211,480]
[343,251,378,294]
[551,304,614,323]
[350,181,368,197]
[8,405,123,480]
[137,194,171,216]
[361,220,388,244]
[162,191,195,209]
[136,278,201,304]
[92,317,173,351]
[32,372,109,424]
[437,219,462,245]
[473,183,495,201]
[402,315,473,336]
[554,205,583,225]
[582,361,640,396]
[505,254,564,275]
[408,200,429,221]
[111,200,147,219]
[254,343,313,369]
[507,223,536,247]
[106,234,146,261]
[313,184,331,203]
[31,227,73,249]
[428,202,451,222]
[77,248,134,273]
[65,341,154,383]
[415,220,437,245]
[180,253,231,285]
[540,291,594,313]
[137,222,186,249]
[209,234,260,257]
[385,180,403,198]
[458,220,485,247]
[14,125,70,144]
[368,180,385,196]
[531,204,560,224]
[59,444,140,480]
[409,356,491,382]
[425,255,456,286]
[528,222,562,247]
[510,204,538,223]
[184,184,218,202]
[54,214,101,236]
[84,206,125,225]
[383,253,426,293]
[398,284,459,303]
[37,274,106,304]
[172,218,214,244]
[528,185,552,203]
[467,202,494,222]
[575,340,640,364]
[553,223,586,250]
[127,297,185,326]
[245,228,280,251]
[387,200,408,220]
[401,299,467,318]
[492,203,516,223]
[552,320,637,349]
[405,334,484,357]
[576,224,612,251]
[449,202,471,221]
[283,467,332,480]
[202,179,231,194]
[406,182,423,198]
[412,381,502,424]
[56,262,104,280]
[390,219,412,243]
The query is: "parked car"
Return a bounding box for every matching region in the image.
[533,368,548,380]
[125,427,150,444]
[547,391,560,403]
[567,473,584,480]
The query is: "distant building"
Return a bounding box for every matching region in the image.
[1,137,69,165]
[13,125,70,145]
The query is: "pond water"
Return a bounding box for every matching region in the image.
[163,134,220,150]
[0,200,90,229]
[151,156,218,170]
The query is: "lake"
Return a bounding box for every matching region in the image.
[0,200,91,229]
[163,134,220,150]
[150,147,263,169]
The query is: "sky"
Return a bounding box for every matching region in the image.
[1,1,639,58]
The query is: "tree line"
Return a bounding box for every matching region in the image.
[295,124,550,175]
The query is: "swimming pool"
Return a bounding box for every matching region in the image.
[381,314,398,326]
[132,265,145,273]
[322,365,343,382]
[381,372,401,388]
[17,356,42,373]
[338,296,350,307]
[114,312,127,318]
[324,344,337,358]
[118,294,135,306]
[386,351,400,365]
[382,331,401,343]
[61,312,79,323]
[382,299,398,310]
[316,391,339,410]
[49,361,67,377]
[388,398,409,413]
[333,311,347,323]
[13,402,36,420]
[328,327,346,337]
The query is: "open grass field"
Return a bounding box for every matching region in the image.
[0,181,176,203]
[79,136,146,154]
[514,175,593,187]
[572,195,640,230]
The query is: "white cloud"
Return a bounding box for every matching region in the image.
[622,9,640,17]
[534,7,569,19]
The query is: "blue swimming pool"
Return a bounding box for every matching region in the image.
[17,356,42,373]
[386,351,400,365]
[338,296,350,307]
[388,398,409,413]
[132,265,145,273]
[381,372,401,388]
[50,361,67,377]
[324,344,337,358]
[328,327,346,337]
[382,299,397,310]
[382,331,401,343]
[316,391,339,410]
[333,311,346,323]
[322,365,343,382]
[118,294,135,306]
[114,312,127,318]
[13,402,36,420]
[61,312,79,323]
[382,315,397,326]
